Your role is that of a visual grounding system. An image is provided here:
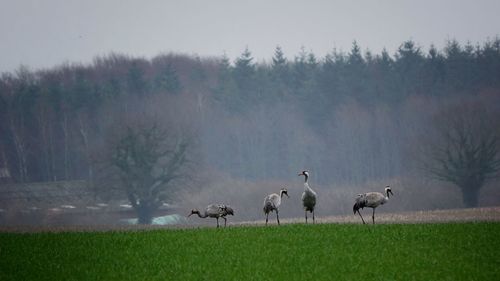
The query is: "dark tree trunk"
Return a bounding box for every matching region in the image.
[136,203,155,225]
[461,186,480,208]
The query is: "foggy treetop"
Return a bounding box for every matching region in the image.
[1,39,500,185]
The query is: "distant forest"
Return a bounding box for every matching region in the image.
[1,39,500,187]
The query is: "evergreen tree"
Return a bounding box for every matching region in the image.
[318,48,346,105]
[422,44,446,96]
[366,49,387,100]
[212,53,239,111]
[394,40,425,97]
[269,46,289,98]
[272,45,287,68]
[476,38,500,88]
[291,47,316,97]
[344,41,369,101]
[233,47,258,106]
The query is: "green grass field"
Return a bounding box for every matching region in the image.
[1,223,499,281]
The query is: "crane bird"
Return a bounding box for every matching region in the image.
[263,188,289,226]
[353,186,393,224]
[188,204,234,228]
[299,170,317,223]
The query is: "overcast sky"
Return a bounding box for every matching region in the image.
[1,0,499,73]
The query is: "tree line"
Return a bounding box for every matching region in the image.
[0,39,499,198]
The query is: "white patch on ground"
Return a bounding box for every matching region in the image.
[60,205,76,209]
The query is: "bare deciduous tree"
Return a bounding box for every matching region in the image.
[105,118,193,224]
[424,102,500,207]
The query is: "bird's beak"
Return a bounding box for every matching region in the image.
[286,193,290,198]
[390,190,394,196]
[187,212,193,217]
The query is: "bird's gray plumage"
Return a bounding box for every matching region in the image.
[263,188,289,225]
[353,186,393,224]
[299,171,317,223]
[188,203,234,227]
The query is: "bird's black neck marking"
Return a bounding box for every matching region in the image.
[304,174,309,183]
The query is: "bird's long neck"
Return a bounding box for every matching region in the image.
[196,212,208,218]
[304,181,313,192]
[304,174,309,183]
[279,190,285,198]
[385,190,391,199]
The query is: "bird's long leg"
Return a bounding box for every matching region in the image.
[357,210,366,224]
[276,210,280,225]
[223,217,227,227]
[313,210,315,224]
[216,217,220,228]
[305,211,308,224]
[372,208,376,224]
[265,213,268,226]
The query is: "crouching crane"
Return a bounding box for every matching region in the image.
[353,186,393,224]
[263,188,289,225]
[188,204,234,228]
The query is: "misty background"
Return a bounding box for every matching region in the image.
[0,1,499,225]
[1,39,500,224]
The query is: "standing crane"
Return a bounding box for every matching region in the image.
[353,186,393,224]
[263,188,289,225]
[188,204,234,228]
[299,170,317,223]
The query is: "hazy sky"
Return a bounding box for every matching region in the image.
[1,0,499,73]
